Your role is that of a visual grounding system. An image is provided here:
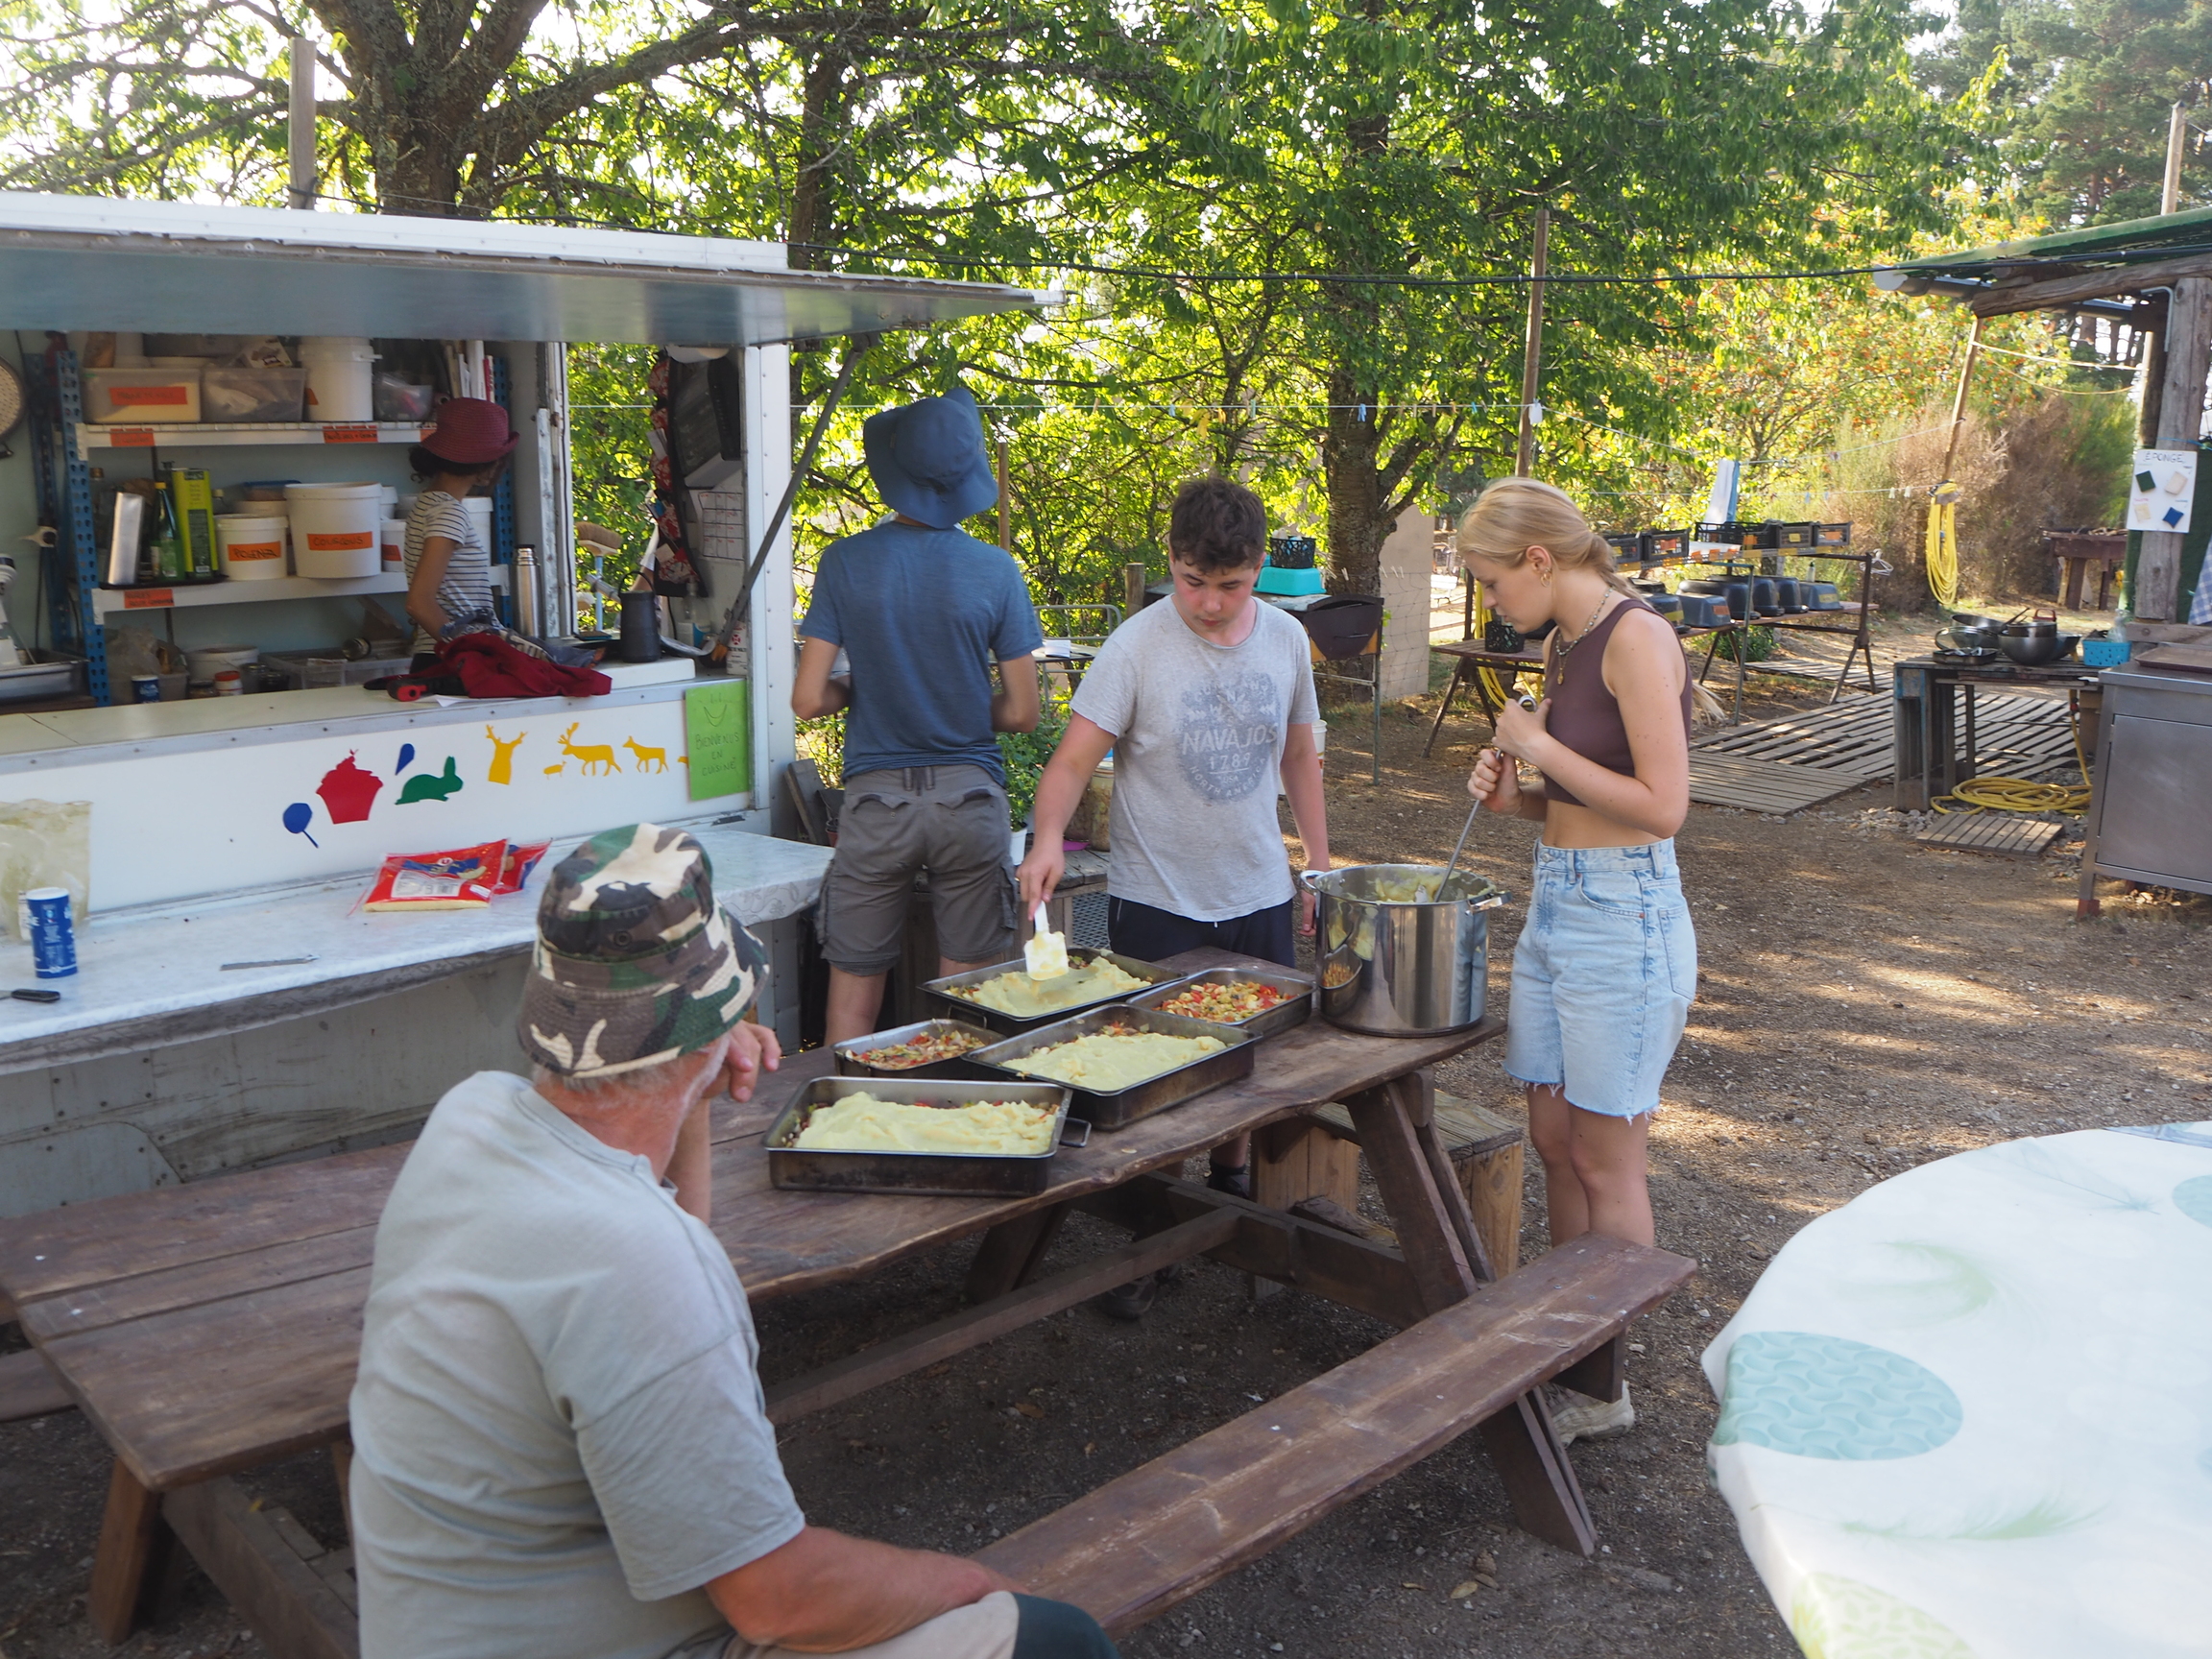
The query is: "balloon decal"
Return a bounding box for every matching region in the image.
[281,802,320,847]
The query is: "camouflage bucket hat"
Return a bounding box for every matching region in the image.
[518,823,768,1080]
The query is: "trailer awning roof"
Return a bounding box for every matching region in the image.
[1894,204,2212,283]
[1876,204,2212,316]
[0,193,1058,344]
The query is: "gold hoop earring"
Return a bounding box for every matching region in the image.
[1539,568,1552,587]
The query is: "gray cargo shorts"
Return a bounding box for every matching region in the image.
[818,763,1018,975]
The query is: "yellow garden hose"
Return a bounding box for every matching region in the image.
[1470,589,1532,712]
[1931,707,2093,815]
[1925,481,1961,611]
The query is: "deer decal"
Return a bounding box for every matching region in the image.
[485,725,526,785]
[622,736,669,774]
[557,723,620,776]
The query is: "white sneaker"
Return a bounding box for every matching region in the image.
[1547,1383,1635,1446]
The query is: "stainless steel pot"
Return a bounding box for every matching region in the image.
[1304,864,1505,1036]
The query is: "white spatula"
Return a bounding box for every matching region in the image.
[1023,901,1070,980]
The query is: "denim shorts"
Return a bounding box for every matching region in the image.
[1503,839,1696,1119]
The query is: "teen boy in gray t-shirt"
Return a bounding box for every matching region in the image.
[1019,477,1329,1242]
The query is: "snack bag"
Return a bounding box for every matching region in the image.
[363,840,508,911]
[493,840,552,896]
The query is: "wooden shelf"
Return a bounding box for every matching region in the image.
[92,573,407,615]
[75,421,426,456]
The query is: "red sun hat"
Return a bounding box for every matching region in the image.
[421,397,517,466]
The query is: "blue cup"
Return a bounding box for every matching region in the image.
[24,886,77,978]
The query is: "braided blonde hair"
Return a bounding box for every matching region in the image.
[1454,477,1634,595]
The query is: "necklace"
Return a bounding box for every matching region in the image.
[1552,592,1615,661]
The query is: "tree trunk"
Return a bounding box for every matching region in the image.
[1323,365,1390,595]
[788,47,850,270]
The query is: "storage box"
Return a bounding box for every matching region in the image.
[2082,637,2132,667]
[1815,522,1853,546]
[1769,521,1818,547]
[200,365,307,422]
[84,367,201,424]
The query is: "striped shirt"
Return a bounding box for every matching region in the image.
[403,491,492,654]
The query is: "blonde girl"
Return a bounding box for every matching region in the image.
[1460,477,1696,1441]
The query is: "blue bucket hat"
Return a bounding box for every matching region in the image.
[862,385,999,530]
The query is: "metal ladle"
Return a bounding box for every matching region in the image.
[1434,685,1537,899]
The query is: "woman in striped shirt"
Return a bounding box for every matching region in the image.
[402,397,516,664]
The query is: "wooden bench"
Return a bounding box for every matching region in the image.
[0,1345,73,1422]
[978,1232,1694,1633]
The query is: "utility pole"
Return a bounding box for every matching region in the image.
[2163,98,2189,215]
[287,38,317,210]
[1514,207,1549,477]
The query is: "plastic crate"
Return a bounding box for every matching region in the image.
[1769,521,1817,547]
[2081,637,2131,667]
[1645,527,1691,562]
[1815,522,1853,546]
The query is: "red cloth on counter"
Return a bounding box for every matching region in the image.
[438,633,611,699]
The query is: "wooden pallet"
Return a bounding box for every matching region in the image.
[1914,813,2065,857]
[1694,690,2078,781]
[1685,752,1868,813]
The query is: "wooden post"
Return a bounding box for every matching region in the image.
[1121,562,1148,619]
[287,39,317,210]
[2164,100,2189,216]
[2138,275,2212,620]
[1515,208,1549,477]
[1941,315,1986,480]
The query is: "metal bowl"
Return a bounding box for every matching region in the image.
[1997,629,2080,666]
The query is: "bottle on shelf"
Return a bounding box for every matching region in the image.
[150,482,186,582]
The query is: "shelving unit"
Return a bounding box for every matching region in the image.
[75,421,428,455]
[90,572,408,616]
[25,349,517,703]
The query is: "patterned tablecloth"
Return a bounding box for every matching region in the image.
[1701,1122,2212,1659]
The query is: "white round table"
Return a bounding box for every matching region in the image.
[1701,1121,2212,1658]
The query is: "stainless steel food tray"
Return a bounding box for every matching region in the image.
[921,948,1189,1037]
[1124,967,1313,1042]
[765,1077,1083,1196]
[832,1018,999,1080]
[970,1005,1258,1132]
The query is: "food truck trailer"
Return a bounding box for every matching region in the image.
[0,192,1054,1215]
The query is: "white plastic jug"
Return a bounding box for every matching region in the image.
[299,337,377,423]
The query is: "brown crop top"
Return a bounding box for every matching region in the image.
[1539,597,1693,809]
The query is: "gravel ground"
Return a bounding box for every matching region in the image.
[5,646,2207,1659]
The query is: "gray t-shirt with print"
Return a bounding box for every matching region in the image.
[349,1070,805,1659]
[1070,597,1319,923]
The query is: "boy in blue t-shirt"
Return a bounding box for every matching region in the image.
[794,387,1045,1043]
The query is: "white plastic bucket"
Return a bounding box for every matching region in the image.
[284,483,382,578]
[463,494,494,552]
[299,337,377,423]
[379,517,405,571]
[215,514,289,580]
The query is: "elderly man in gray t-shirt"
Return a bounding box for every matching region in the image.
[349,823,1118,1659]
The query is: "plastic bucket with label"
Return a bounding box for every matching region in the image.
[284,483,382,578]
[215,514,289,580]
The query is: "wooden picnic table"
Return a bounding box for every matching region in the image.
[0,947,1692,1654]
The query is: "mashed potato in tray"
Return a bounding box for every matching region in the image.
[791,1094,1057,1156]
[1008,1027,1225,1092]
[947,956,1150,1018]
